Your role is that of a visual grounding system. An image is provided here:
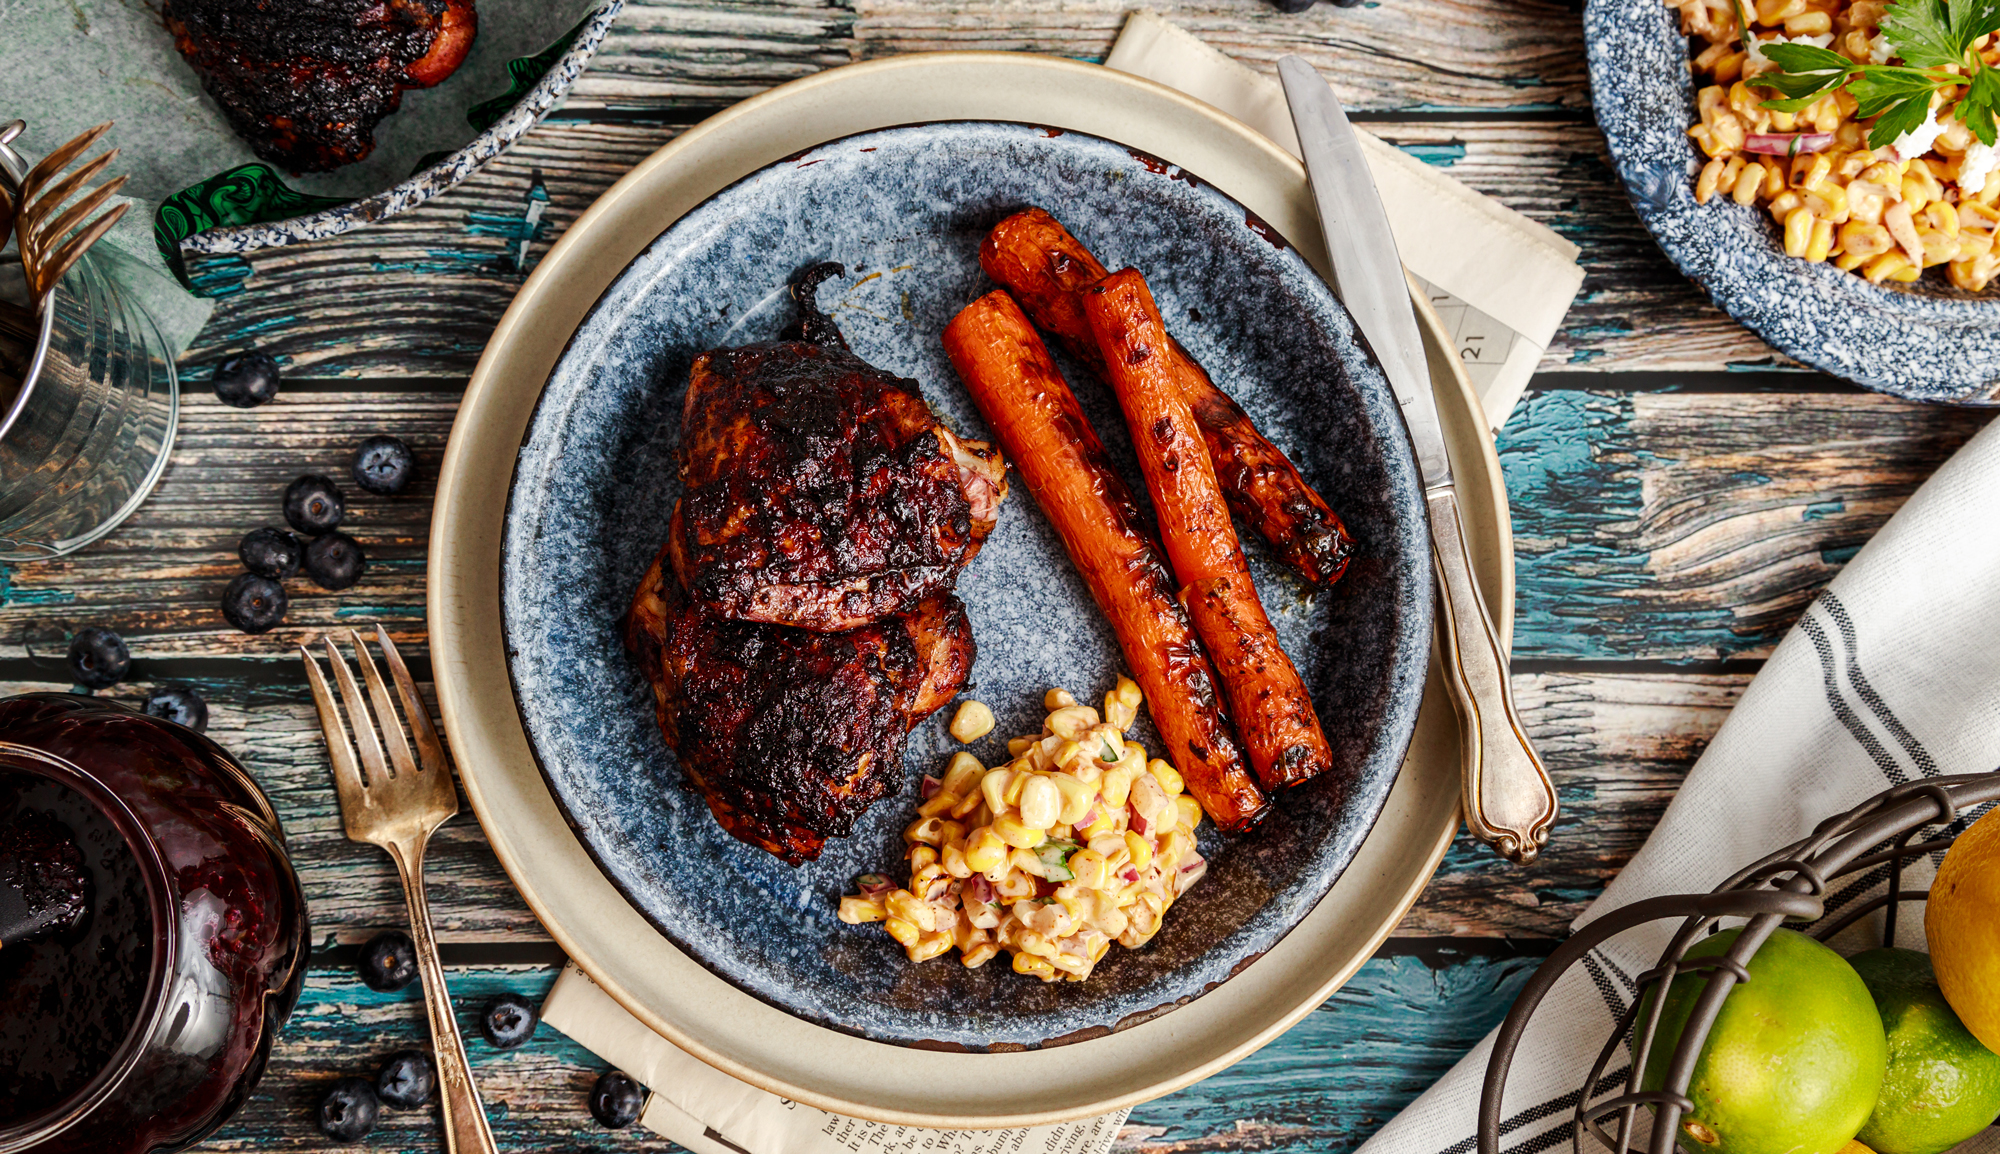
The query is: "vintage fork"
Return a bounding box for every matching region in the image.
[301,625,500,1154]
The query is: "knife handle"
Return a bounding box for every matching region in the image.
[1427,487,1559,864]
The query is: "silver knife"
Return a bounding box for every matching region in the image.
[1278,56,1558,864]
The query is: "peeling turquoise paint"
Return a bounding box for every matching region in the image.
[1394,142,1467,167]
[1127,953,1538,1152]
[187,254,254,299]
[1803,499,1844,520]
[1502,391,1764,661]
[0,563,76,608]
[1821,544,1862,566]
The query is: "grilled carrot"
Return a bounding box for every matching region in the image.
[1081,270,1334,792]
[942,290,1269,832]
[981,208,1354,587]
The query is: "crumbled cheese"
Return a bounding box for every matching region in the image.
[1960,139,1999,194]
[1747,32,1836,66]
[1893,106,1948,160]
[1868,33,1895,64]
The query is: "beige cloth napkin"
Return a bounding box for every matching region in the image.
[540,14,1589,1150]
[1106,11,1585,429]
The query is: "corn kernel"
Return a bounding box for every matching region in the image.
[1045,705,1099,740]
[961,939,1001,968]
[1148,757,1184,797]
[1104,678,1140,730]
[1013,951,1056,980]
[1051,773,1096,824]
[964,827,1007,873]
[1015,928,1059,959]
[884,916,920,948]
[909,930,953,963]
[1052,739,1091,772]
[904,815,945,845]
[886,889,936,932]
[917,790,958,818]
[993,813,1046,849]
[941,752,985,797]
[1007,736,1036,756]
[1100,765,1137,810]
[995,867,1038,900]
[1069,848,1111,890]
[1017,775,1062,830]
[1158,830,1190,873]
[1003,770,1029,806]
[1124,831,1154,870]
[949,700,995,743]
[941,842,973,879]
[1784,205,1814,258]
[838,895,886,924]
[1174,794,1205,831]
[979,768,1013,815]
[908,844,939,872]
[1044,687,1076,710]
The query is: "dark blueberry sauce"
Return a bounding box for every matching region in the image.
[0,770,154,1125]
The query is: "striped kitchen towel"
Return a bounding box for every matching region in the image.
[1359,414,2000,1154]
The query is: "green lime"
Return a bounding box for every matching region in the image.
[1637,927,1888,1154]
[1849,948,2000,1154]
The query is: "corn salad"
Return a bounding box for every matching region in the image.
[1668,0,2000,290]
[836,677,1210,983]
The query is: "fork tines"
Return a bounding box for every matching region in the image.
[300,624,449,804]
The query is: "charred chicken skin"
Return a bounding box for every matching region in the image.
[624,551,975,865]
[626,265,1008,863]
[162,0,478,173]
[669,292,1006,634]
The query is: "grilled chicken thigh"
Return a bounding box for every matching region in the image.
[163,0,478,172]
[625,265,1007,863]
[670,340,1006,633]
[625,551,974,865]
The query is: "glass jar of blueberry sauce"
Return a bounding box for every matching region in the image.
[0,693,309,1154]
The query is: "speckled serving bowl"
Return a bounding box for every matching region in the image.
[1586,0,2000,403]
[499,121,1433,1049]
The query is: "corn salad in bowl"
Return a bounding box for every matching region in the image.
[838,678,1209,983]
[1669,0,2000,290]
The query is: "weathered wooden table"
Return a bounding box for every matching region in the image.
[10,2,1996,1149]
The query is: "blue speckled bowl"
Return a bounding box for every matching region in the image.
[1586,0,2000,403]
[500,121,1432,1049]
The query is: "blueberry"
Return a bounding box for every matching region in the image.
[358,930,417,992]
[353,435,416,496]
[212,351,281,409]
[239,526,303,579]
[221,574,288,634]
[590,1069,645,1129]
[479,992,538,1049]
[284,474,345,536]
[315,1077,380,1143]
[376,1049,436,1109]
[305,531,367,591]
[143,684,209,732]
[67,627,131,689]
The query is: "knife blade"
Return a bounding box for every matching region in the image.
[1278,56,1558,864]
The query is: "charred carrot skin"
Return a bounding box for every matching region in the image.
[942,290,1269,832]
[1082,270,1334,793]
[981,208,1354,587]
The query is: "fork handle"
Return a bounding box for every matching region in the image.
[392,834,501,1154]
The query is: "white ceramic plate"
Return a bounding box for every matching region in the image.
[429,52,1513,1127]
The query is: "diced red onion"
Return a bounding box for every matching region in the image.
[1177,853,1208,894]
[968,875,996,904]
[921,775,943,799]
[857,873,893,897]
[1120,867,1141,884]
[1744,132,1835,157]
[1076,804,1098,829]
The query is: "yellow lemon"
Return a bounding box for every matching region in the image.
[1927,804,2000,1055]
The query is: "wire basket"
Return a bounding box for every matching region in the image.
[1479,773,2000,1154]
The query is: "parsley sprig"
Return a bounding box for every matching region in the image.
[1752,0,2000,148]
